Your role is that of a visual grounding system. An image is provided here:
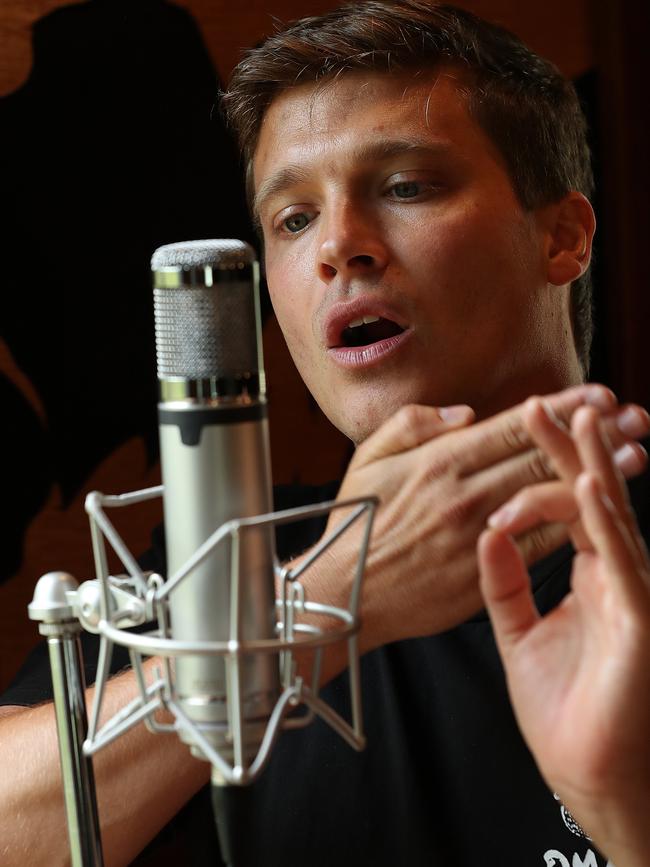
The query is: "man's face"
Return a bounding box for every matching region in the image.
[253,70,577,443]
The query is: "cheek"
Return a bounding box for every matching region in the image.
[401,201,496,275]
[431,203,539,294]
[269,287,305,353]
[267,248,302,321]
[266,238,322,355]
[267,277,319,385]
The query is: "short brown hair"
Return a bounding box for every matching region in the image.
[222,0,594,373]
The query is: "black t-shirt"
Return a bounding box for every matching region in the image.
[4,475,649,866]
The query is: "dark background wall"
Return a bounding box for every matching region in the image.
[0,0,647,693]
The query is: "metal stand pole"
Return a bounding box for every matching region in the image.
[29,572,105,867]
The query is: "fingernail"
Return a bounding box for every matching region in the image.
[487,503,518,529]
[616,406,650,439]
[584,385,616,410]
[541,399,567,430]
[614,442,646,475]
[439,405,473,423]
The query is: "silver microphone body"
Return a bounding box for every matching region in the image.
[151,239,280,763]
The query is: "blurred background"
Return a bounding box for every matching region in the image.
[1,0,648,693]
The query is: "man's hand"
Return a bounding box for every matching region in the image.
[322,383,648,656]
[478,399,650,867]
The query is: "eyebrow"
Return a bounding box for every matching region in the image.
[253,138,455,220]
[253,165,312,222]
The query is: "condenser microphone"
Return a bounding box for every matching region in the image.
[150,239,280,777]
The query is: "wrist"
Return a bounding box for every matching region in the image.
[556,786,650,867]
[278,535,382,685]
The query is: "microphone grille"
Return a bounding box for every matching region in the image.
[151,239,261,382]
[151,238,256,271]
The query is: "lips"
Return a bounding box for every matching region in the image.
[324,298,412,369]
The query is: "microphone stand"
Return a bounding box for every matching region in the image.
[28,485,376,867]
[29,572,104,867]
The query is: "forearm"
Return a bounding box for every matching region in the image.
[0,660,209,867]
[283,531,447,689]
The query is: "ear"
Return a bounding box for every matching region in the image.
[542,192,596,287]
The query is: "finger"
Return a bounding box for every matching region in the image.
[462,443,564,535]
[613,442,648,478]
[517,521,570,568]
[457,397,646,527]
[573,406,631,520]
[576,472,650,605]
[507,398,645,551]
[478,528,540,655]
[354,403,475,465]
[459,435,641,540]
[488,481,589,552]
[487,481,579,535]
[478,401,646,539]
[448,383,616,477]
[606,403,650,452]
[524,397,584,480]
[573,407,646,561]
[525,398,650,481]
[497,398,591,549]
[465,417,573,520]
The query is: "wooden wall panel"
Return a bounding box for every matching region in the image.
[0,0,593,97]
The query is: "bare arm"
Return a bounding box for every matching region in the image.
[0,659,209,867]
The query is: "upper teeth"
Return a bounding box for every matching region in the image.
[348,315,380,329]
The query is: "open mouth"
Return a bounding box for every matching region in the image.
[340,315,405,348]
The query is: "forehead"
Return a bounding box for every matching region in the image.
[252,69,493,197]
[267,68,465,129]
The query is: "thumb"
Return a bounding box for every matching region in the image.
[354,403,475,466]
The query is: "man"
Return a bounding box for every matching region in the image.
[1,2,649,865]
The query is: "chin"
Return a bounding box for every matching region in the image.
[320,403,381,445]
[327,390,422,444]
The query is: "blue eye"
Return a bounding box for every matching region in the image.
[283,213,310,233]
[392,181,421,198]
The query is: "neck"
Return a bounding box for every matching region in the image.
[472,360,585,423]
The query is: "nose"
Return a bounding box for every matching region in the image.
[317,201,389,283]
